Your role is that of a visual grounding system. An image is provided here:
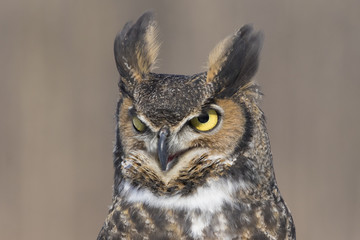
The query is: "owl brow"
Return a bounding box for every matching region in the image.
[128,107,137,117]
[199,98,217,113]
[127,106,156,132]
[202,98,215,107]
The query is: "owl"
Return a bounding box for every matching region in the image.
[97,12,295,240]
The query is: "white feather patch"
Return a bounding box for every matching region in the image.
[189,211,212,238]
[120,177,248,212]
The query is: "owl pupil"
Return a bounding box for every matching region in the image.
[198,114,209,123]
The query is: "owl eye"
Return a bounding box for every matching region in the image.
[190,109,219,132]
[132,116,146,132]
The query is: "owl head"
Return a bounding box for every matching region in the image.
[112,12,268,198]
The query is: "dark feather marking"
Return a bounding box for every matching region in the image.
[118,78,134,100]
[223,154,258,189]
[129,206,146,233]
[148,232,172,240]
[290,217,296,239]
[133,234,145,240]
[112,211,126,233]
[97,225,111,240]
[222,202,260,236]
[232,102,254,155]
[252,231,270,240]
[114,96,124,195]
[263,203,277,230]
[175,210,192,237]
[277,216,287,240]
[143,204,168,230]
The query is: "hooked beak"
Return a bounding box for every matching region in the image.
[158,127,169,171]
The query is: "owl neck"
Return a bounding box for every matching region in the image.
[229,95,278,198]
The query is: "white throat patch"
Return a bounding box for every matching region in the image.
[119,178,248,212]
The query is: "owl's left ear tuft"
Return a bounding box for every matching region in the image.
[206,25,263,98]
[114,11,160,94]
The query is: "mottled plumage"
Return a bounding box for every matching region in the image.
[98,12,295,240]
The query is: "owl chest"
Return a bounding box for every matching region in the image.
[113,205,240,240]
[106,181,286,239]
[102,197,292,240]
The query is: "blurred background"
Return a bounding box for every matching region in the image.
[1,0,359,239]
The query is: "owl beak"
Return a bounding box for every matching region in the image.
[158,127,169,171]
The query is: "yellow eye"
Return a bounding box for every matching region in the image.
[190,109,219,132]
[132,116,146,132]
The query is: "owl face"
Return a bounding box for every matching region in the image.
[113,12,263,196]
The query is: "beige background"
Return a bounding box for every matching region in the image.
[1,0,359,239]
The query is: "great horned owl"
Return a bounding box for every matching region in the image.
[97,12,295,240]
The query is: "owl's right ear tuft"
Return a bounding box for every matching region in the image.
[114,11,160,95]
[206,25,263,98]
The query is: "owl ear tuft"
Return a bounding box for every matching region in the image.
[206,25,263,98]
[114,11,160,94]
